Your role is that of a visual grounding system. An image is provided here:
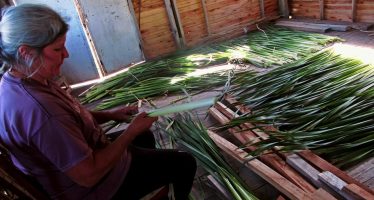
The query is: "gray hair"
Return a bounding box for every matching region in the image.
[0,4,68,75]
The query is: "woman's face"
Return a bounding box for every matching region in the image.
[36,34,69,80]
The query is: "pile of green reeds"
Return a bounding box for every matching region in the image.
[240,26,342,67]
[80,26,340,109]
[157,114,258,200]
[229,49,374,168]
[94,70,256,110]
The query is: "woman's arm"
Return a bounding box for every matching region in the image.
[66,112,157,187]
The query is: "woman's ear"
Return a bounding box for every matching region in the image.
[18,45,36,59]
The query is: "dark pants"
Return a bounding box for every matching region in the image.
[111,130,197,200]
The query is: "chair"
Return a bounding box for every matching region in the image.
[0,145,50,200]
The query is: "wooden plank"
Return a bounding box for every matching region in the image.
[200,0,211,35]
[342,184,374,200]
[299,150,374,195]
[286,154,322,188]
[352,0,357,22]
[164,0,182,48]
[312,188,337,200]
[320,0,325,20]
[207,131,313,200]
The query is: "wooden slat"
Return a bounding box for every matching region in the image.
[342,184,374,200]
[207,131,313,200]
[298,150,374,195]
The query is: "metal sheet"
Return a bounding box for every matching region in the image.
[76,0,144,74]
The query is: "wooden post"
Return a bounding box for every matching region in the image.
[171,0,186,47]
[259,0,265,18]
[278,0,289,17]
[163,0,182,48]
[319,0,324,20]
[200,0,211,36]
[352,0,357,22]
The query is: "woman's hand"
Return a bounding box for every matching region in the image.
[126,112,158,138]
[109,106,139,122]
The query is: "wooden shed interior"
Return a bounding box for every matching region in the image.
[0,0,373,199]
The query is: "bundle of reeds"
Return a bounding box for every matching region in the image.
[157,114,258,200]
[229,49,374,168]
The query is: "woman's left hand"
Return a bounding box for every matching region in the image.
[109,106,138,122]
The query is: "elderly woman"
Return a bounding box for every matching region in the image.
[0,4,196,200]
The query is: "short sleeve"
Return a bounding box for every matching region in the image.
[31,114,92,172]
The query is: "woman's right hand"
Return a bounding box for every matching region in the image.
[126,112,158,138]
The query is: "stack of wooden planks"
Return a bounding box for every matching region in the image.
[208,95,374,200]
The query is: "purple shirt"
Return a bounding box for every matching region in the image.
[0,72,130,200]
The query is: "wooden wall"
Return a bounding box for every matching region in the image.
[325,0,352,21]
[290,0,374,23]
[132,0,279,58]
[132,0,178,59]
[357,0,374,22]
[176,0,208,47]
[265,0,280,17]
[290,0,320,19]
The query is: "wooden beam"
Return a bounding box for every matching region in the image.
[200,0,211,36]
[319,0,325,20]
[207,131,313,200]
[259,0,265,18]
[164,0,182,49]
[352,0,357,22]
[127,0,146,59]
[298,150,374,195]
[171,0,186,48]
